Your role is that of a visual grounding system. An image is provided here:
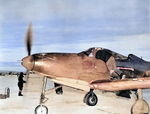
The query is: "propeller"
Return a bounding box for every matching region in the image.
[25,22,33,56]
[24,23,33,81]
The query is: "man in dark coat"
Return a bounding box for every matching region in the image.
[18,72,26,96]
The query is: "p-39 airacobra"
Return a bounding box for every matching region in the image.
[21,23,150,114]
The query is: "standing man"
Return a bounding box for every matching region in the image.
[18,72,26,96]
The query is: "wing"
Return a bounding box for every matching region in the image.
[90,77,150,91]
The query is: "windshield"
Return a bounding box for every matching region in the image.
[83,48,95,56]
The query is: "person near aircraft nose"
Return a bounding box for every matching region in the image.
[17,72,26,96]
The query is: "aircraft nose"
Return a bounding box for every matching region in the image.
[22,55,34,71]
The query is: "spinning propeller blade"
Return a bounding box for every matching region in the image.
[24,23,33,82]
[25,22,33,56]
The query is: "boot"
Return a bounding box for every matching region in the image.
[18,91,23,96]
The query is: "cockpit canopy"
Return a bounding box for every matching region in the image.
[81,47,128,60]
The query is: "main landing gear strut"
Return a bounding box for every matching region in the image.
[34,77,62,114]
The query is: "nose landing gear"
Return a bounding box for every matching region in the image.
[35,77,48,114]
[34,77,63,114]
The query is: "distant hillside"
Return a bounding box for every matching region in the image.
[0,70,26,76]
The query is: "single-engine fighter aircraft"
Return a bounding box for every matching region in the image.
[21,23,150,114]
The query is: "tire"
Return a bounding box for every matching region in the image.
[83,92,89,103]
[35,105,48,114]
[84,92,98,106]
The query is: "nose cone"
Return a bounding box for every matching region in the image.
[22,55,34,71]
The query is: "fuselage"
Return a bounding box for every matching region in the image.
[102,48,150,78]
[21,47,150,91]
[22,51,110,91]
[115,54,150,78]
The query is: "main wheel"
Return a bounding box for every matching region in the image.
[35,105,48,114]
[84,92,98,106]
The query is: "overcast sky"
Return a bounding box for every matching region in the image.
[0,0,150,71]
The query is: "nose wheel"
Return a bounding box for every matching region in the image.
[84,89,98,106]
[35,105,48,114]
[35,77,63,114]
